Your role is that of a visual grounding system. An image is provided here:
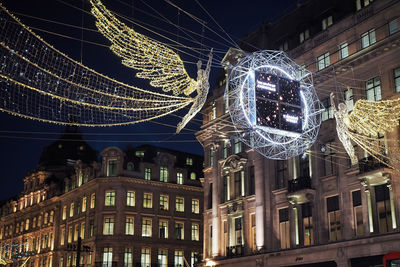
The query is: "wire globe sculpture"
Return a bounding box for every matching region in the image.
[225,50,323,160]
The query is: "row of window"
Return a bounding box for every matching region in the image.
[60,220,93,245]
[62,193,95,220]
[97,247,199,267]
[101,216,200,241]
[14,190,45,211]
[65,169,90,193]
[207,139,242,167]
[103,190,200,213]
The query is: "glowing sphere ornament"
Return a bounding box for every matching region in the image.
[225,50,323,160]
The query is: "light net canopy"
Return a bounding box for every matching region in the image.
[0,4,194,127]
[226,50,323,160]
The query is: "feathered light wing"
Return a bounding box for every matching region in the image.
[346,98,400,137]
[90,0,197,96]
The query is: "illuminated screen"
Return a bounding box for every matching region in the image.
[254,71,303,134]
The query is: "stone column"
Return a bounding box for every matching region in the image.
[254,155,265,250]
[211,144,220,257]
[361,179,374,233]
[387,182,397,230]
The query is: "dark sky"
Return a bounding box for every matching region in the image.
[0,0,300,201]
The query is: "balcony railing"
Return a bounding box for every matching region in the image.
[226,245,244,258]
[358,156,387,174]
[288,176,312,193]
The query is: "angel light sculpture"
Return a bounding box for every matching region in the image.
[0,1,212,132]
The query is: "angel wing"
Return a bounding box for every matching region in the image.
[90,0,197,96]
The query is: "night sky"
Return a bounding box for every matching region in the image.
[0,0,301,201]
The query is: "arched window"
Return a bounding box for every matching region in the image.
[190,172,196,180]
[127,162,134,171]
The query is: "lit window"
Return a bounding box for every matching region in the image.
[25,219,29,231]
[144,168,151,180]
[234,139,242,154]
[174,250,183,267]
[223,175,231,202]
[361,29,376,49]
[394,68,400,93]
[175,222,184,240]
[160,195,169,211]
[192,199,199,214]
[160,167,168,182]
[107,159,117,177]
[366,76,381,101]
[143,193,153,209]
[191,224,199,241]
[209,148,214,166]
[176,197,184,212]
[62,205,67,220]
[142,218,152,237]
[105,191,115,206]
[135,151,145,157]
[125,217,134,235]
[279,41,288,51]
[344,88,354,111]
[69,203,74,217]
[223,141,229,159]
[299,29,309,43]
[375,184,393,233]
[352,190,364,237]
[339,42,348,59]
[321,97,334,121]
[68,226,72,243]
[356,0,373,11]
[126,191,135,207]
[317,52,330,71]
[323,142,335,176]
[103,217,114,235]
[80,222,85,239]
[158,249,168,267]
[90,193,95,209]
[211,101,217,120]
[302,203,313,246]
[191,252,199,267]
[186,157,193,166]
[389,19,399,35]
[60,228,65,245]
[89,220,94,237]
[176,172,183,185]
[322,15,333,30]
[124,248,133,267]
[82,197,87,213]
[159,220,168,239]
[74,224,79,241]
[141,248,151,267]
[102,247,113,267]
[327,196,341,241]
[250,213,256,250]
[190,172,196,180]
[279,208,290,249]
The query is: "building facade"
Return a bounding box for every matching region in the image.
[197,0,400,266]
[0,128,204,267]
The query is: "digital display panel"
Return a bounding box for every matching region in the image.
[254,71,303,134]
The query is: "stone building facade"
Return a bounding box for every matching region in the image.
[0,128,203,267]
[196,0,400,266]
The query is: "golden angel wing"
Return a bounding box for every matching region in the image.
[346,98,400,137]
[90,0,197,96]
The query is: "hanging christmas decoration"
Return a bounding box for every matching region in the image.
[225,50,323,160]
[0,3,212,132]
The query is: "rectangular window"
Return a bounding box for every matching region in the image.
[389,19,399,35]
[327,196,341,241]
[159,220,168,239]
[208,184,213,210]
[356,0,373,10]
[143,193,153,209]
[160,167,168,182]
[234,217,243,245]
[124,248,132,267]
[191,252,199,267]
[126,191,135,207]
[74,224,79,241]
[249,166,255,195]
[211,101,217,120]
[209,148,214,167]
[192,199,199,214]
[107,159,117,177]
[322,15,333,30]
[250,213,256,250]
[103,217,114,235]
[279,41,288,51]
[176,172,183,185]
[103,247,113,267]
[176,197,184,212]
[90,193,95,209]
[105,191,115,206]
[142,218,152,237]
[223,141,229,159]
[60,228,65,245]
[125,217,134,235]
[160,195,169,211]
[323,142,335,176]
[191,223,199,241]
[174,250,183,267]
[366,76,381,101]
[361,29,376,48]
[158,249,168,267]
[80,222,85,239]
[299,29,309,43]
[339,42,349,59]
[279,208,290,249]
[141,248,151,267]
[276,160,288,189]
[317,52,330,71]
[234,172,241,199]
[186,157,193,166]
[90,220,94,237]
[302,203,313,246]
[144,168,151,180]
[394,68,400,93]
[62,205,67,220]
[344,88,354,111]
[234,139,242,154]
[69,203,74,217]
[322,97,333,121]
[82,197,87,213]
[375,184,393,233]
[223,175,230,202]
[175,222,184,240]
[352,190,364,237]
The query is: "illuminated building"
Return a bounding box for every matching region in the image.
[197,0,400,266]
[0,127,203,267]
